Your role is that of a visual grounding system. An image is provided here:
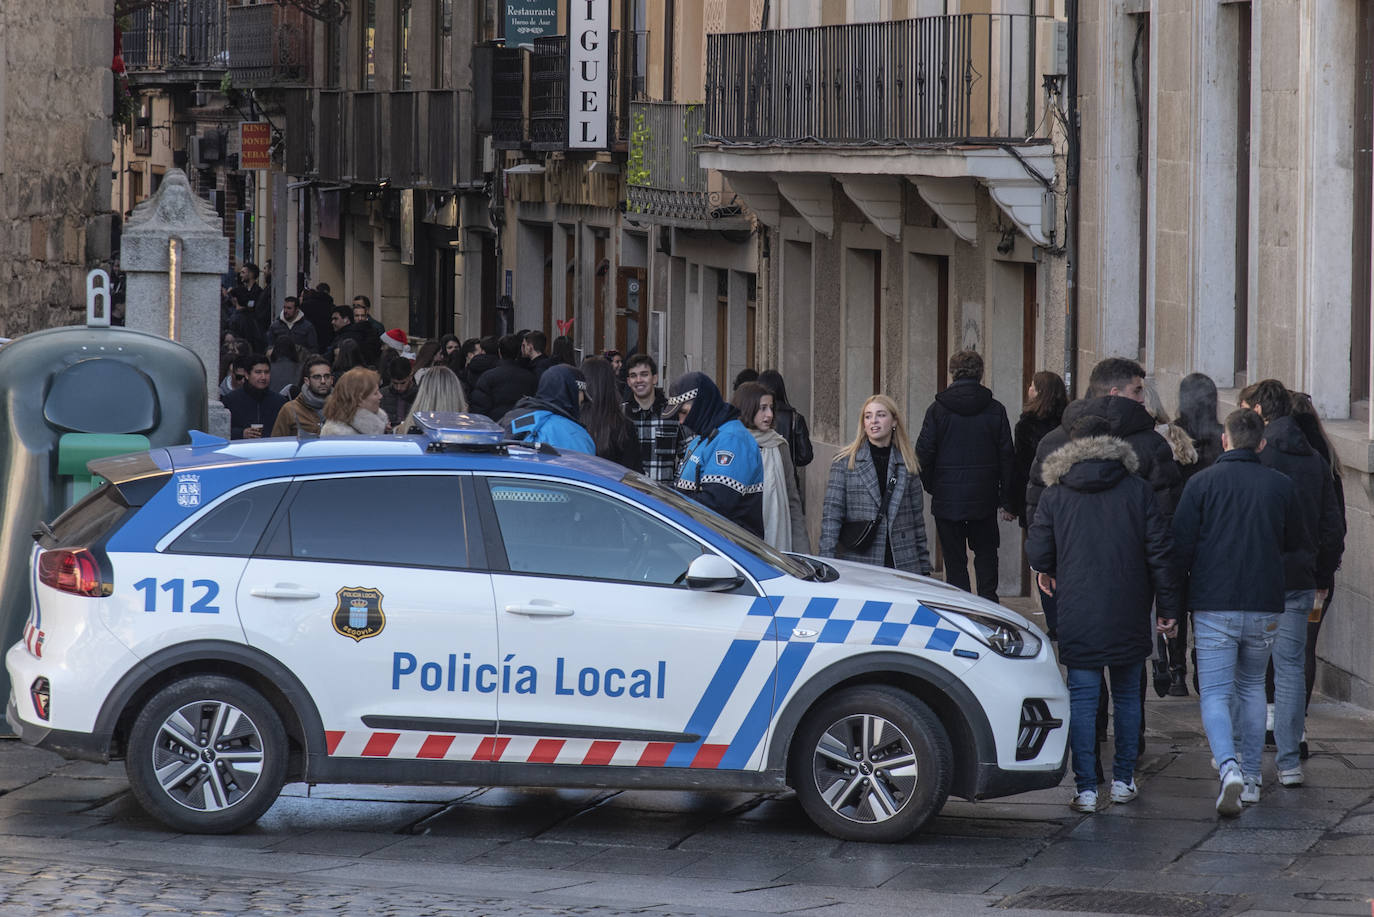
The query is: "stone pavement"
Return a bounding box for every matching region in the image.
[0,604,1372,916]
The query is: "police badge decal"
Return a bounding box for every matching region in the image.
[332,587,386,641]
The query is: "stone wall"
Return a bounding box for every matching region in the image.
[0,0,114,337]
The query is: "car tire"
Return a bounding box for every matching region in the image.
[125,675,288,834]
[789,685,952,843]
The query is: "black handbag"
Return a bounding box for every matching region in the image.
[838,464,899,552]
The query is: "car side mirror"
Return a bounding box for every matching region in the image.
[685,554,744,592]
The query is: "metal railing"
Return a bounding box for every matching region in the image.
[705,14,1053,144]
[524,30,633,149]
[123,0,228,72]
[491,46,525,150]
[227,3,311,85]
[352,92,379,182]
[626,101,741,221]
[317,89,346,181]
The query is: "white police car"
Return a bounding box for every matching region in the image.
[6,414,1067,842]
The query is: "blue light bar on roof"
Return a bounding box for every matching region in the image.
[411,411,508,446]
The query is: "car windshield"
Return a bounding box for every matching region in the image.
[618,471,814,580]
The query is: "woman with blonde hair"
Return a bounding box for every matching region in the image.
[819,394,931,573]
[320,367,387,436]
[399,366,468,434]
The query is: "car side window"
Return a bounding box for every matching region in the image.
[168,482,288,557]
[484,477,705,585]
[278,475,468,568]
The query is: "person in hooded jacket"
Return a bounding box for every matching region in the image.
[1026,415,1181,814]
[1243,380,1344,787]
[665,371,765,537]
[502,364,595,454]
[1025,357,1182,525]
[915,350,1016,602]
[1013,371,1068,637]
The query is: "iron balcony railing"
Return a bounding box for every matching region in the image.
[227,3,311,86]
[313,90,465,186]
[626,101,742,222]
[486,30,636,150]
[123,0,228,72]
[705,14,1055,144]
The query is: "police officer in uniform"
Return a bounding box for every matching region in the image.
[664,371,765,537]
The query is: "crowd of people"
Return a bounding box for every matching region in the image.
[218,279,1346,819]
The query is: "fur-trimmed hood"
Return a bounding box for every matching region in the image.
[1042,435,1140,490]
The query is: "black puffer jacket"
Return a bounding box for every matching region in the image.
[1025,396,1181,524]
[470,359,537,422]
[1026,436,1181,668]
[1012,410,1061,528]
[1258,415,1345,590]
[914,379,1015,520]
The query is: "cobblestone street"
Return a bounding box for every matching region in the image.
[2,663,1373,917]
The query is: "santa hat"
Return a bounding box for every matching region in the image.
[381,329,408,352]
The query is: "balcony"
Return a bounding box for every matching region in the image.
[313,90,471,187]
[705,14,1054,144]
[482,30,637,151]
[626,101,744,226]
[122,0,227,76]
[697,14,1062,248]
[227,3,311,87]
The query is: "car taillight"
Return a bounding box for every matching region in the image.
[30,677,50,721]
[37,548,107,597]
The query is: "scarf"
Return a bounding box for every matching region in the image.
[299,386,327,411]
[347,408,388,435]
[751,428,792,552]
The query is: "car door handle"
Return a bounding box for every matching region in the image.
[250,585,321,601]
[504,601,575,617]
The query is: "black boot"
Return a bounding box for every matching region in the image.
[1168,667,1189,697]
[1151,636,1171,698]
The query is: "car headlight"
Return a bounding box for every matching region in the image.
[928,605,1042,659]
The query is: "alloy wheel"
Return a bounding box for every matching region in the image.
[811,713,918,823]
[152,699,265,812]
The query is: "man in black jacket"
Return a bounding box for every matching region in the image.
[221,353,288,439]
[1024,358,1181,526]
[1027,416,1179,813]
[1173,409,1303,815]
[915,350,1015,602]
[1244,380,1344,787]
[326,305,382,366]
[470,334,537,422]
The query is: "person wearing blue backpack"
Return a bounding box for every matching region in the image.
[501,364,595,454]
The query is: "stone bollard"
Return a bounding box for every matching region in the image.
[120,169,230,437]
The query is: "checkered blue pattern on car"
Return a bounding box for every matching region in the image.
[666,595,965,770]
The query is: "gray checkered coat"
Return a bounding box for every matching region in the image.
[818,442,932,574]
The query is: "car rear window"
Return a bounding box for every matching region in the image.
[47,484,130,547]
[276,475,469,569]
[168,482,289,557]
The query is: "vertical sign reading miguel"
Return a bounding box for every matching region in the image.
[568,0,610,150]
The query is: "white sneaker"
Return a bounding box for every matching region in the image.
[1278,767,1304,787]
[1217,764,1243,817]
[1241,776,1261,805]
[1110,779,1138,804]
[1071,789,1098,813]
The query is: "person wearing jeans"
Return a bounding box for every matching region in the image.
[1242,381,1343,787]
[1194,611,1280,795]
[1026,415,1179,813]
[1172,409,1302,815]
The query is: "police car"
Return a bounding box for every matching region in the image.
[6,414,1067,842]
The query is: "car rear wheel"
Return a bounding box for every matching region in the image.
[789,686,952,842]
[125,676,287,834]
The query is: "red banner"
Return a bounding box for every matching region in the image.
[240,122,272,170]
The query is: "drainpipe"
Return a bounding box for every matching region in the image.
[1064,0,1081,396]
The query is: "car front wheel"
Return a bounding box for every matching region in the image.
[789,686,952,842]
[125,675,288,834]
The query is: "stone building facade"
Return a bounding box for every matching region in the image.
[1079,0,1374,707]
[0,0,114,336]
